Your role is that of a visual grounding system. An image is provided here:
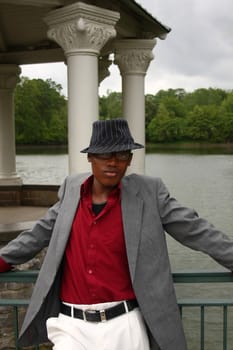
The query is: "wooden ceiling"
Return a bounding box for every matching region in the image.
[0,0,170,64]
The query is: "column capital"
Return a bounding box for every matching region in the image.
[44,2,120,56]
[114,39,156,75]
[0,64,21,90]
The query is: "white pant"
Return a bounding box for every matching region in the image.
[46,301,150,350]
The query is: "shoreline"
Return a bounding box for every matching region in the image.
[16,142,233,155]
[146,142,233,154]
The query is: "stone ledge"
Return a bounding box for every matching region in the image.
[0,221,35,242]
[21,185,59,206]
[0,184,59,206]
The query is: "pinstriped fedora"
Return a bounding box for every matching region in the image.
[80,118,144,153]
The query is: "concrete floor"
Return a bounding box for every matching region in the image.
[0,206,48,224]
[0,206,48,241]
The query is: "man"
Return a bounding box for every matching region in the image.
[0,118,233,350]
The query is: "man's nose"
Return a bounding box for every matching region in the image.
[106,155,118,164]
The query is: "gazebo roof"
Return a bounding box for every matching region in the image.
[0,0,170,65]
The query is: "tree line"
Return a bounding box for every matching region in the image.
[15,77,67,144]
[15,77,233,145]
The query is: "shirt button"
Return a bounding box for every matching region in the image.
[90,244,94,249]
[88,269,93,274]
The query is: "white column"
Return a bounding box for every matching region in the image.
[114,39,156,174]
[0,64,22,185]
[45,3,119,174]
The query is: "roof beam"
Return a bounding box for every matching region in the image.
[0,31,7,52]
[0,47,65,65]
[0,0,64,7]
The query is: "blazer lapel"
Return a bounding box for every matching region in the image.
[121,177,144,281]
[53,175,86,266]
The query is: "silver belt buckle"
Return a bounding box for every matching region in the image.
[82,309,94,321]
[82,309,87,321]
[83,309,102,322]
[100,309,107,322]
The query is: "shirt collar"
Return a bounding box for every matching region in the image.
[81,175,121,200]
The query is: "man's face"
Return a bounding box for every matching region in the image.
[88,151,132,191]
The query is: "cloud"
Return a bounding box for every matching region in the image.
[21,0,233,95]
[142,0,233,92]
[21,62,68,96]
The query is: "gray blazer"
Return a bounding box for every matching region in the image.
[1,173,233,350]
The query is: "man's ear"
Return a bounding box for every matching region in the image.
[87,153,92,163]
[128,153,133,166]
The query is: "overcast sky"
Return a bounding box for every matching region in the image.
[21,0,233,96]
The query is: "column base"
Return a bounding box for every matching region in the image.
[0,175,23,186]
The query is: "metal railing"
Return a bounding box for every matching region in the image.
[1,270,233,350]
[174,271,233,350]
[0,271,39,350]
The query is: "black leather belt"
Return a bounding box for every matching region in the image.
[60,300,138,322]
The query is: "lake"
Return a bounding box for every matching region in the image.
[16,151,233,270]
[16,150,233,349]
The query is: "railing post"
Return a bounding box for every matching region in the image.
[13,306,19,350]
[223,305,227,350]
[200,305,205,350]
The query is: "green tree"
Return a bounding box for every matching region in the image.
[145,94,159,128]
[147,103,183,142]
[184,88,227,110]
[99,91,122,120]
[185,105,224,142]
[162,96,186,119]
[219,92,233,142]
[15,77,67,144]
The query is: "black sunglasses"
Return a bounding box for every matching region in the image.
[91,151,132,161]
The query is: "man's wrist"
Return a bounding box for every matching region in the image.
[0,257,12,272]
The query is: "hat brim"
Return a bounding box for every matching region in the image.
[80,142,144,153]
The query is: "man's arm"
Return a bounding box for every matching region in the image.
[0,178,67,268]
[157,178,233,271]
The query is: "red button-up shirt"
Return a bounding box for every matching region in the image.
[60,176,135,304]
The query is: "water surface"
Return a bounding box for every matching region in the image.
[16,151,233,349]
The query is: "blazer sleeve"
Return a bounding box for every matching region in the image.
[156,177,233,271]
[0,177,67,266]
